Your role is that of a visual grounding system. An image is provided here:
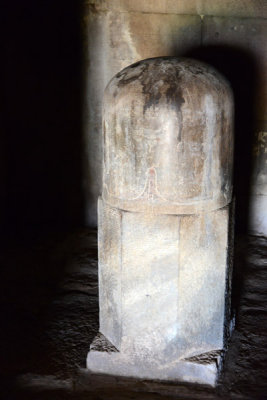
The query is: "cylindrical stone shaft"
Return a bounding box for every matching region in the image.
[87,57,234,387]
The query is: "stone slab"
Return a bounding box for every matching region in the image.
[87,333,221,387]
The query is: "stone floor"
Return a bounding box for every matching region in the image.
[0,228,267,399]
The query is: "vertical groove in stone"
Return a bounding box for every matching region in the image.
[177,214,181,346]
[119,209,123,348]
[98,199,122,349]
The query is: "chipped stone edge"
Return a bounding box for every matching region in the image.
[87,333,220,387]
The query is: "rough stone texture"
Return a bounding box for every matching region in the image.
[83,10,201,224]
[202,16,267,236]
[87,58,234,386]
[103,58,233,215]
[86,0,267,19]
[1,230,267,399]
[87,337,220,386]
[97,199,230,358]
[88,200,231,386]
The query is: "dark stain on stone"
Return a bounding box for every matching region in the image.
[186,63,208,76]
[115,63,148,86]
[142,80,163,114]
[129,61,141,69]
[140,60,185,115]
[114,58,186,116]
[165,67,185,122]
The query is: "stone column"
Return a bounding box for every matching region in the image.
[87,57,234,387]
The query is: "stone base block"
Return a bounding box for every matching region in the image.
[87,333,222,387]
[89,199,233,386]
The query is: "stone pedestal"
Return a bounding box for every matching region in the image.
[87,57,234,386]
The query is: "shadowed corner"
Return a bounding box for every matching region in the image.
[184,45,257,236]
[183,44,258,326]
[0,0,85,245]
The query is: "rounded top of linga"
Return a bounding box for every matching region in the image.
[102,57,234,214]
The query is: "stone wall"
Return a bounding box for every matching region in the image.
[83,0,267,235]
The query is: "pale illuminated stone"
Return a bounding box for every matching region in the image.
[87,57,234,386]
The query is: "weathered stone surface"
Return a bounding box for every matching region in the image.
[87,336,220,386]
[87,57,234,386]
[88,200,232,385]
[83,11,201,224]
[86,0,267,19]
[178,208,229,357]
[103,58,233,214]
[87,57,233,385]
[95,199,231,356]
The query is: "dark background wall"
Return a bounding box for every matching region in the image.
[1,0,84,240]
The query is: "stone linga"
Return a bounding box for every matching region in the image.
[87,57,235,387]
